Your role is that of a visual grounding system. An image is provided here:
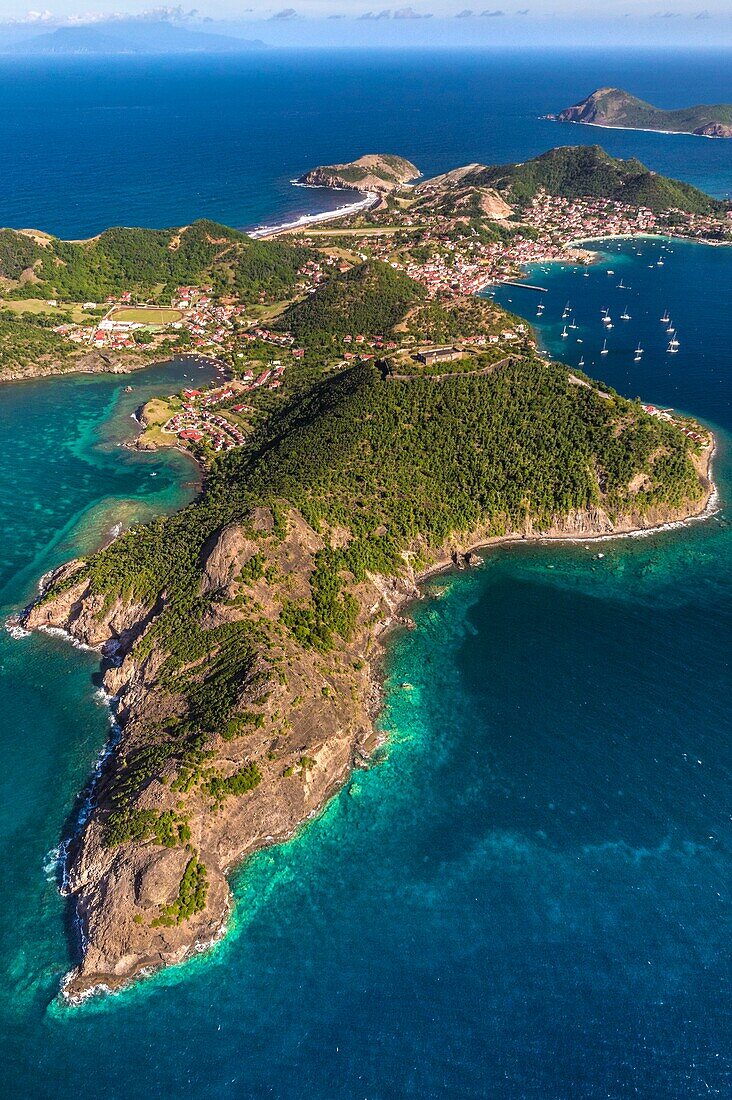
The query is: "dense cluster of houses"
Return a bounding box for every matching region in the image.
[162,365,289,452]
[308,188,730,307]
[164,383,250,451]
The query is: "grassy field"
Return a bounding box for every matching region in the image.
[111,307,182,325]
[0,298,95,323]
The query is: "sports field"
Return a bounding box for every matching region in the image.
[110,307,182,324]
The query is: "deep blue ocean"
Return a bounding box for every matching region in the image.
[1,51,731,1098]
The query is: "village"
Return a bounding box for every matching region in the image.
[291,188,732,300]
[39,186,730,457]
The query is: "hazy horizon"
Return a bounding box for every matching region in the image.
[0,2,730,51]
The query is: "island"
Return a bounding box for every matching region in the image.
[15,145,723,1001]
[545,87,732,139]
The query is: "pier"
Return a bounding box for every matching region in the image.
[501,281,548,292]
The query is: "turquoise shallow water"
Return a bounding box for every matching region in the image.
[2,247,730,1097]
[1,50,731,1096]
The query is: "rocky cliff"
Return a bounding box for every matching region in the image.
[23,438,715,1001]
[297,153,421,194]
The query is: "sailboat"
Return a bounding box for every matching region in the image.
[568,315,578,330]
[669,332,680,349]
[600,339,609,355]
[621,307,631,321]
[634,342,643,362]
[561,325,569,338]
[661,310,670,324]
[617,278,627,289]
[666,322,675,334]
[578,356,585,368]
[562,301,571,319]
[657,258,664,266]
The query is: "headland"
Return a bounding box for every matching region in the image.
[546,88,732,138]
[9,144,724,1000]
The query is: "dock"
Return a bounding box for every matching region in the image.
[501,281,548,292]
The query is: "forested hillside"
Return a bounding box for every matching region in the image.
[277,260,424,345]
[476,146,726,214]
[0,220,312,303]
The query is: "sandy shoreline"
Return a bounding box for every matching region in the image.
[248,189,379,239]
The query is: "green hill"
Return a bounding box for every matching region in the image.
[473,146,725,215]
[277,260,424,344]
[34,353,710,991]
[549,88,732,139]
[0,220,312,304]
[88,357,705,627]
[296,154,420,194]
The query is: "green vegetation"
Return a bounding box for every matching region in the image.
[476,146,726,215]
[239,553,266,584]
[204,761,262,801]
[0,219,312,305]
[0,309,75,372]
[111,307,182,324]
[24,172,711,868]
[278,260,424,345]
[74,356,703,843]
[151,856,208,927]
[0,229,49,279]
[104,808,190,848]
[403,296,519,344]
[553,87,732,137]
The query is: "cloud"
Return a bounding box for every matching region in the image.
[393,6,432,18]
[455,8,474,15]
[358,8,391,18]
[695,9,711,17]
[268,7,297,18]
[16,9,54,22]
[516,7,529,13]
[480,8,504,15]
[655,10,680,16]
[8,6,201,25]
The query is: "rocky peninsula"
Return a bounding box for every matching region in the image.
[21,353,714,1001]
[296,153,420,194]
[9,145,725,1001]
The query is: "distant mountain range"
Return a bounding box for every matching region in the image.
[546,88,732,139]
[0,21,266,56]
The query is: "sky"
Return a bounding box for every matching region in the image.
[0,1,730,48]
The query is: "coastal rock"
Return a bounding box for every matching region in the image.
[297,154,420,194]
[25,441,714,1003]
[695,122,732,139]
[200,524,258,595]
[25,565,152,651]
